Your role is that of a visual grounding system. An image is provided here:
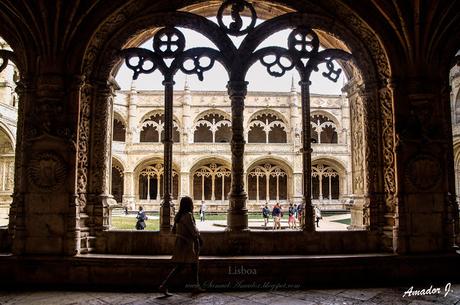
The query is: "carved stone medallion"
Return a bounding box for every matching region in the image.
[405,154,442,190]
[27,152,67,191]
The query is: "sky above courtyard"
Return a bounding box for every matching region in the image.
[116,17,347,94]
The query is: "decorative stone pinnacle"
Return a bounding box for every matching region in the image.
[130,79,137,91]
[184,75,190,91]
[291,75,296,92]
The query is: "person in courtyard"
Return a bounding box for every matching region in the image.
[314,205,322,228]
[272,202,282,230]
[135,206,147,230]
[199,201,206,222]
[297,203,304,227]
[288,203,297,229]
[262,203,270,228]
[293,203,298,227]
[159,196,204,296]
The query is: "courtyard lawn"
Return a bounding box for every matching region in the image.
[331,218,351,225]
[111,216,159,231]
[194,213,265,221]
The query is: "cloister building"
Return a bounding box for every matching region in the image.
[0,0,459,290]
[111,81,351,213]
[0,36,353,222]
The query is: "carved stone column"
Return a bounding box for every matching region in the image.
[391,76,456,253]
[226,81,248,231]
[9,79,30,253]
[344,79,365,229]
[300,81,314,232]
[76,81,93,253]
[361,83,382,234]
[122,171,136,210]
[182,82,192,144]
[160,79,175,232]
[90,79,118,252]
[127,81,138,144]
[65,75,85,255]
[180,172,190,197]
[11,72,79,255]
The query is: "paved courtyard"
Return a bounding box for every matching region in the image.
[1,284,459,305]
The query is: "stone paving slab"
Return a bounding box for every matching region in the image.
[1,285,459,305]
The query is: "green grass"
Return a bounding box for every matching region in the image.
[111,216,159,231]
[321,211,350,217]
[331,218,351,225]
[193,213,265,221]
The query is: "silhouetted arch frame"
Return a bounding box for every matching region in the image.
[78,0,396,251]
[117,0,352,231]
[0,49,17,75]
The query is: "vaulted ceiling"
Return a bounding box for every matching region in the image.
[0,0,458,78]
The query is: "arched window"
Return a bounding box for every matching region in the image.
[193,113,231,143]
[113,118,126,142]
[248,163,287,202]
[192,163,231,202]
[311,114,338,143]
[248,113,287,143]
[140,113,180,143]
[111,164,124,203]
[311,164,339,201]
[138,163,179,200]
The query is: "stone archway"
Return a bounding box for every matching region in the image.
[77,0,396,253]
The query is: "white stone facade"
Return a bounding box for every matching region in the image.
[111,82,352,212]
[0,37,353,215]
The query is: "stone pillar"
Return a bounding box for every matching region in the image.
[180,172,190,197]
[226,81,248,231]
[182,82,192,144]
[66,75,85,255]
[345,80,365,229]
[300,81,314,231]
[122,171,135,210]
[392,76,458,253]
[127,81,138,144]
[289,81,301,147]
[344,79,382,232]
[9,79,29,252]
[76,81,92,253]
[11,72,81,255]
[160,79,175,232]
[293,172,303,205]
[90,79,118,252]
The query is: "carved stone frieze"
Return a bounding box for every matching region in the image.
[76,83,92,211]
[350,91,364,194]
[379,86,397,214]
[89,82,115,195]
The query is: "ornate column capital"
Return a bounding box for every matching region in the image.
[227,81,248,98]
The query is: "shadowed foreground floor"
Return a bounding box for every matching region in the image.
[1,285,460,305]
